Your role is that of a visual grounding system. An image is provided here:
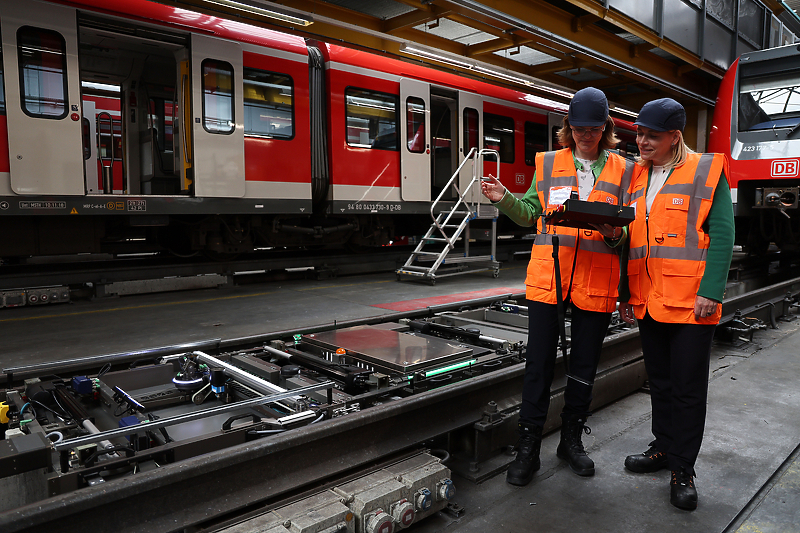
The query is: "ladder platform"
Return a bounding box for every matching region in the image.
[397,147,501,285]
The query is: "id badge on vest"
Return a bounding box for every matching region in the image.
[548,186,572,207]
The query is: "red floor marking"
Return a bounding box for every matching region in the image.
[373,287,522,312]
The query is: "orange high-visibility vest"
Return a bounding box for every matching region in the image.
[525,148,634,312]
[625,153,729,324]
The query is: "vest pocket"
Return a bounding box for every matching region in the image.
[664,197,690,235]
[526,258,554,290]
[585,251,616,296]
[659,260,702,308]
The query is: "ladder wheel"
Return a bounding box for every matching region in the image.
[492,269,500,278]
[429,279,436,286]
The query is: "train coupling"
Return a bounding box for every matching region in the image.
[755,187,799,218]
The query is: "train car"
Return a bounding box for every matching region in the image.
[0,0,636,261]
[708,43,800,255]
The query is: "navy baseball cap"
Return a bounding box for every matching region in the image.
[568,87,608,127]
[634,98,686,132]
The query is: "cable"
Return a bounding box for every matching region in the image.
[429,448,451,463]
[45,431,64,443]
[98,363,111,378]
[31,399,69,422]
[51,393,73,423]
[20,402,36,419]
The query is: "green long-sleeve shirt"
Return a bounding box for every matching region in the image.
[692,173,734,302]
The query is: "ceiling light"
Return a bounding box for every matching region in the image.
[203,0,313,26]
[401,44,476,70]
[400,43,573,99]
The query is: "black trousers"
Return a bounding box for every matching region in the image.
[638,312,716,471]
[520,299,612,428]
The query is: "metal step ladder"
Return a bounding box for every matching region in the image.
[396,148,501,285]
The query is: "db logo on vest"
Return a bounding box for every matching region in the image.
[772,159,799,178]
[672,198,684,205]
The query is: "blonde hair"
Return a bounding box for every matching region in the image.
[556,115,620,152]
[636,130,695,170]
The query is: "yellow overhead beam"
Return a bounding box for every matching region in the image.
[558,0,725,77]
[436,0,718,99]
[467,36,523,56]
[383,6,453,34]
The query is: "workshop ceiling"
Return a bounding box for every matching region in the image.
[162,0,792,114]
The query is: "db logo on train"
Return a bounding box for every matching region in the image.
[771,159,800,178]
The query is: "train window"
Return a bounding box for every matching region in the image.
[463,108,478,154]
[17,26,68,119]
[524,121,547,166]
[738,69,800,132]
[406,96,425,153]
[345,87,398,151]
[97,117,122,161]
[483,113,514,164]
[243,68,293,139]
[202,58,234,134]
[148,98,174,153]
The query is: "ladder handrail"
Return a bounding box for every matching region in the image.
[429,148,500,248]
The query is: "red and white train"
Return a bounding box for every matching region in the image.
[709,42,800,255]
[0,0,638,260]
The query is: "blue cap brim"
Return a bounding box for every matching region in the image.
[633,119,668,132]
[570,119,606,127]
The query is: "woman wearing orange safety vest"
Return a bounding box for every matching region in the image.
[481,87,634,486]
[618,98,734,511]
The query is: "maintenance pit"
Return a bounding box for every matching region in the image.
[0,298,642,533]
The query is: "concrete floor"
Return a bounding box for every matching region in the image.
[2,259,799,532]
[414,306,800,533]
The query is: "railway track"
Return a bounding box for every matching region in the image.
[1,275,798,533]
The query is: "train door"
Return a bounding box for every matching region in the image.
[187,34,245,198]
[78,18,186,196]
[430,89,459,201]
[458,91,483,203]
[0,0,83,195]
[399,78,430,202]
[548,112,566,150]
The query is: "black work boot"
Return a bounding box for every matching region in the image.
[506,423,542,486]
[556,414,595,476]
[670,467,698,510]
[624,441,668,473]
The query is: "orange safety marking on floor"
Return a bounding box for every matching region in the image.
[372,287,523,312]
